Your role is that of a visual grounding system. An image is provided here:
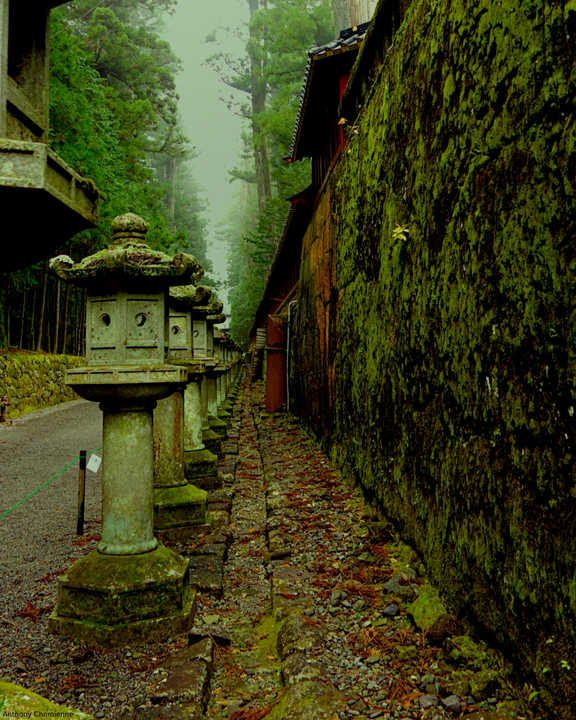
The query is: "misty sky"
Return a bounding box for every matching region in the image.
[163,0,249,288]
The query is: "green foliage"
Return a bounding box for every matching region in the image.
[49,14,174,250]
[49,3,208,260]
[0,2,211,352]
[249,0,333,173]
[208,0,333,344]
[220,186,265,348]
[61,0,186,162]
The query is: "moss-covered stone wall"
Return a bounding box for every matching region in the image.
[0,352,83,418]
[291,0,576,716]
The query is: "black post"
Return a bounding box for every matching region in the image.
[77,450,86,535]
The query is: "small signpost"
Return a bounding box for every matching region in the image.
[76,450,86,535]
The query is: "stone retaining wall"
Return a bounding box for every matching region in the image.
[290,0,576,717]
[0,352,83,419]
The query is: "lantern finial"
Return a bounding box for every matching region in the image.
[111,212,149,244]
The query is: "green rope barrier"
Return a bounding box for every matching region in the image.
[0,446,103,520]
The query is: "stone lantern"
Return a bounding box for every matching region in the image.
[1,0,99,271]
[168,285,212,456]
[208,311,230,422]
[152,291,210,539]
[174,287,223,488]
[152,284,219,532]
[221,334,235,404]
[193,299,229,445]
[213,326,224,407]
[47,213,203,648]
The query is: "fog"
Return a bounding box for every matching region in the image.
[164,0,249,291]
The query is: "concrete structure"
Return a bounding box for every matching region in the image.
[47,212,202,648]
[1,0,98,270]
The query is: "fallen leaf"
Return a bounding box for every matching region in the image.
[230,707,272,720]
[16,601,50,624]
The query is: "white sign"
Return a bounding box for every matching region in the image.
[86,454,102,473]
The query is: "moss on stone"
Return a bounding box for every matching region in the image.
[0,351,84,418]
[0,681,94,718]
[154,484,208,530]
[290,0,576,715]
[407,585,446,631]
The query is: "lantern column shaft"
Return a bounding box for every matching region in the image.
[184,381,204,451]
[99,403,157,555]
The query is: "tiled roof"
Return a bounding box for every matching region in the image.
[287,22,370,162]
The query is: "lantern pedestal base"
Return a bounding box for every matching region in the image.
[201,428,222,455]
[207,416,228,439]
[154,484,209,541]
[184,448,220,490]
[217,408,232,423]
[48,545,194,648]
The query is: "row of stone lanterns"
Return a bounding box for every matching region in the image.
[47,213,242,648]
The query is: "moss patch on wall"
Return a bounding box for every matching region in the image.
[291,0,576,717]
[0,350,83,418]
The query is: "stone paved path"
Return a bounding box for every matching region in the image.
[0,374,523,720]
[156,373,522,720]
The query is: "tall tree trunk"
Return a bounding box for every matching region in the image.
[29,287,37,350]
[331,0,372,36]
[36,259,49,351]
[53,279,61,354]
[75,287,82,356]
[5,273,10,346]
[19,285,26,348]
[248,0,272,215]
[75,287,86,357]
[0,274,8,349]
[62,280,70,354]
[80,288,87,356]
[166,156,177,232]
[61,241,72,354]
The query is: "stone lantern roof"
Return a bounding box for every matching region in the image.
[50,213,203,292]
[208,312,226,324]
[188,286,224,317]
[169,284,212,308]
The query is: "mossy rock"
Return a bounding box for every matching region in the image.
[444,635,492,670]
[0,681,94,718]
[407,584,464,644]
[282,680,346,719]
[470,668,500,701]
[276,614,326,660]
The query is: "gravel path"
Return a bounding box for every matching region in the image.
[0,400,162,717]
[0,399,103,578]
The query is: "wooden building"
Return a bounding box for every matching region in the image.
[250,23,369,411]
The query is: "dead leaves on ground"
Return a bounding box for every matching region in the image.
[59,675,90,692]
[71,649,94,665]
[72,533,100,547]
[127,654,169,674]
[213,643,244,679]
[16,601,52,623]
[230,707,272,720]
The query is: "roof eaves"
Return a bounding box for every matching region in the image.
[288,30,367,162]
